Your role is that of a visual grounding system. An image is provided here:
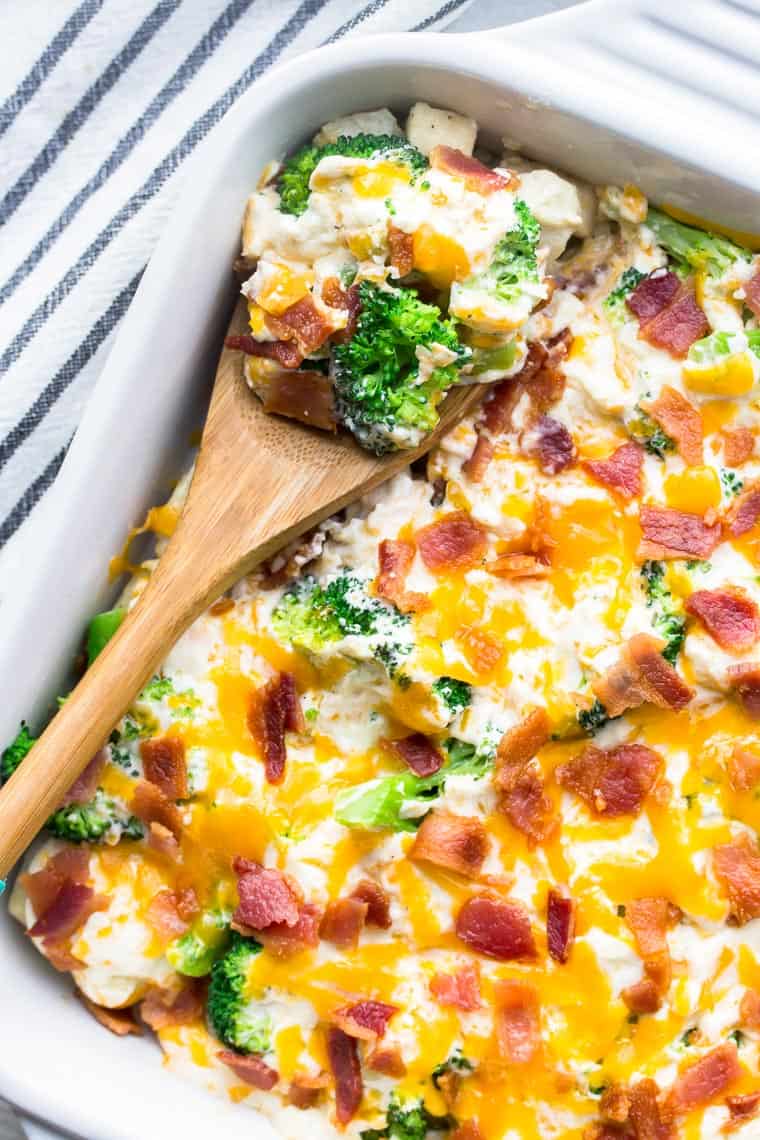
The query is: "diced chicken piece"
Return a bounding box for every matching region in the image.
[312,108,402,145]
[405,102,477,157]
[501,152,596,238]
[516,169,586,262]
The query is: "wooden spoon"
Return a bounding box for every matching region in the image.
[0,295,484,879]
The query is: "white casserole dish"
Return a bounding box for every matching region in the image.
[2,1,760,1136]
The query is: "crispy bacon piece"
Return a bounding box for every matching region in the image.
[495,709,551,787]
[42,941,86,972]
[319,898,367,950]
[592,633,693,716]
[639,505,722,561]
[22,847,90,917]
[247,671,304,784]
[232,857,300,931]
[147,822,181,861]
[722,427,754,468]
[631,274,709,358]
[410,810,489,879]
[388,223,414,277]
[627,897,670,957]
[462,435,495,483]
[322,277,348,310]
[327,1027,363,1125]
[584,441,644,499]
[494,980,540,1064]
[629,1079,673,1140]
[217,1050,279,1090]
[331,1000,397,1040]
[486,553,550,579]
[712,836,760,923]
[556,743,662,817]
[725,481,760,538]
[627,270,681,323]
[375,539,428,614]
[27,881,106,941]
[727,663,760,718]
[451,1123,485,1140]
[455,625,503,674]
[430,962,481,1011]
[728,746,760,792]
[686,587,760,651]
[740,988,760,1029]
[668,1044,741,1113]
[600,1084,631,1124]
[331,283,361,345]
[349,879,391,929]
[225,333,303,369]
[266,294,332,355]
[622,977,662,1014]
[725,1092,760,1132]
[131,779,183,839]
[389,733,443,777]
[81,996,143,1037]
[744,268,760,317]
[429,145,514,194]
[416,511,488,573]
[647,386,703,465]
[547,889,576,964]
[530,415,576,474]
[62,748,107,806]
[140,979,206,1030]
[500,766,556,844]
[140,736,188,801]
[260,370,337,432]
[287,1072,330,1109]
[366,1045,406,1078]
[455,895,537,961]
[145,888,199,943]
[256,903,321,958]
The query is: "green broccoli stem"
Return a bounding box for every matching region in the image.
[646,207,751,278]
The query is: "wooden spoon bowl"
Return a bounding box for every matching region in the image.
[0,295,484,878]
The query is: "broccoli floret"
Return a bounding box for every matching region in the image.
[577,699,609,736]
[1,723,35,783]
[331,281,469,454]
[627,406,675,459]
[720,468,744,498]
[641,560,686,665]
[167,909,232,978]
[278,133,428,217]
[432,676,472,717]
[47,788,143,844]
[489,199,541,304]
[272,569,413,675]
[431,1049,474,1090]
[86,607,125,665]
[362,1094,454,1140]
[603,266,646,318]
[646,208,752,278]
[207,932,271,1054]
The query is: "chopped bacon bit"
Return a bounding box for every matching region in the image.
[389,733,443,777]
[584,441,644,499]
[436,1067,462,1110]
[260,370,337,432]
[713,836,760,924]
[147,822,181,861]
[638,505,722,561]
[247,671,303,784]
[530,415,576,474]
[266,294,332,355]
[631,274,709,358]
[348,879,391,929]
[685,588,760,652]
[366,1045,406,1078]
[487,552,550,578]
[375,538,429,614]
[592,633,693,717]
[388,223,414,277]
[744,268,760,317]
[455,625,503,674]
[727,663,760,718]
[256,903,321,958]
[599,1084,631,1123]
[41,940,86,972]
[556,743,663,817]
[725,481,760,538]
[331,1000,397,1040]
[145,888,199,943]
[455,895,537,961]
[410,810,489,879]
[322,277,348,310]
[81,996,143,1037]
[494,979,540,1064]
[727,746,760,792]
[722,427,754,468]
[430,962,482,1011]
[27,881,106,941]
[451,1123,485,1140]
[225,334,303,370]
[331,283,361,345]
[724,1092,760,1132]
[627,270,681,323]
[622,977,662,1014]
[22,847,90,917]
[495,709,551,786]
[740,988,760,1029]
[429,145,514,194]
[140,736,188,801]
[327,1027,363,1125]
[287,1072,330,1109]
[627,897,670,957]
[500,766,556,844]
[140,979,206,1030]
[629,1079,673,1140]
[217,1050,279,1090]
[232,857,300,930]
[668,1043,741,1113]
[319,898,367,950]
[131,778,183,839]
[416,511,488,573]
[462,435,495,483]
[647,386,704,465]
[61,748,107,806]
[547,889,576,964]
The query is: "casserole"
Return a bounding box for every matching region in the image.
[2,2,760,1137]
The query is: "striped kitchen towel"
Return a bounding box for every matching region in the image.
[0,0,473,553]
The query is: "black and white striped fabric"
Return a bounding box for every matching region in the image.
[0,0,473,553]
